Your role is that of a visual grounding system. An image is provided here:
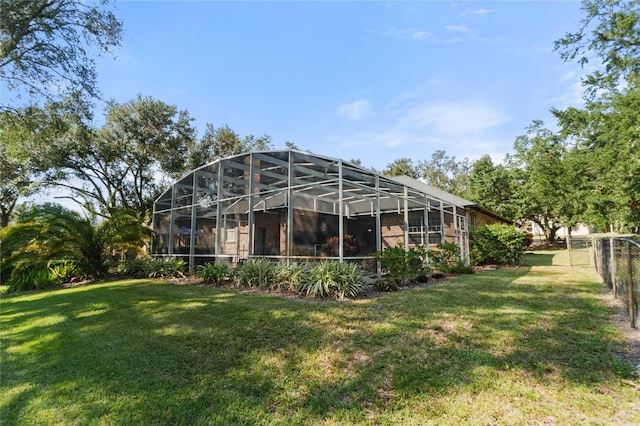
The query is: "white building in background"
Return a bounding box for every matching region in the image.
[523,221,595,241]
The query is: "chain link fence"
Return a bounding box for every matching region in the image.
[569,237,639,328]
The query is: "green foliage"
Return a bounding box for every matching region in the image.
[555,0,640,96]
[375,244,429,284]
[117,257,186,279]
[382,157,420,178]
[273,263,310,293]
[1,204,150,286]
[197,262,231,284]
[511,121,572,242]
[5,260,77,292]
[373,279,398,292]
[235,258,276,289]
[48,261,78,285]
[418,150,470,196]
[299,261,365,299]
[552,0,640,232]
[464,155,516,221]
[6,268,52,292]
[471,224,528,266]
[0,0,122,105]
[427,242,462,273]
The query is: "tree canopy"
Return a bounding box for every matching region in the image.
[0,0,122,108]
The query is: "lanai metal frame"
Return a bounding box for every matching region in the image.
[152,149,469,271]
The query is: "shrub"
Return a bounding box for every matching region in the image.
[299,261,365,299]
[273,263,310,292]
[427,242,462,273]
[6,260,79,292]
[117,257,186,278]
[48,261,78,285]
[375,244,430,284]
[235,258,276,288]
[374,278,398,292]
[197,262,231,284]
[322,234,358,257]
[7,268,54,292]
[470,224,528,266]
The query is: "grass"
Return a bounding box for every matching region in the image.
[1,251,639,425]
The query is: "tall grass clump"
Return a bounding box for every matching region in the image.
[235,258,276,288]
[117,257,186,278]
[273,263,310,292]
[300,261,365,299]
[197,262,231,284]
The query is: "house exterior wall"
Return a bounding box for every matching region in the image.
[468,209,509,230]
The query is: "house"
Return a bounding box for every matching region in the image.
[152,150,495,272]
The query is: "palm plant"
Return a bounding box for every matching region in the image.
[1,204,151,290]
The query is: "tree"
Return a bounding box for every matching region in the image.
[382,158,420,178]
[418,150,470,196]
[554,89,640,231]
[0,103,74,227]
[43,95,197,220]
[0,0,122,108]
[553,0,640,231]
[511,121,573,242]
[464,155,516,220]
[0,204,151,287]
[0,112,36,227]
[187,123,273,169]
[555,0,640,97]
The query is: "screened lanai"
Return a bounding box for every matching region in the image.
[152,150,469,271]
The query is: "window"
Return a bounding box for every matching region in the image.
[226,228,236,242]
[408,211,425,246]
[428,214,442,244]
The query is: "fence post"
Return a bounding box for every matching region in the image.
[610,234,617,297]
[627,241,636,329]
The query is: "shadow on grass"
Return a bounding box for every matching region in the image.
[523,252,555,266]
[1,267,635,423]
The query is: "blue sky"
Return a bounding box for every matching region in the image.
[97,1,586,170]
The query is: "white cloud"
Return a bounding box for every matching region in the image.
[337,100,374,121]
[445,25,470,33]
[384,28,433,41]
[333,98,511,165]
[473,8,494,15]
[393,101,509,137]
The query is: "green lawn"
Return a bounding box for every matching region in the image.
[1,252,639,425]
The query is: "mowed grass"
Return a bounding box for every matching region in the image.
[1,252,639,425]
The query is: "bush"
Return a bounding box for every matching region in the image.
[7,268,53,292]
[48,261,78,285]
[299,261,365,299]
[6,260,79,292]
[117,257,186,278]
[427,242,463,273]
[471,224,528,266]
[375,244,430,284]
[273,263,310,292]
[374,278,398,292]
[197,262,231,284]
[235,258,276,288]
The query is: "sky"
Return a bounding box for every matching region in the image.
[23,1,591,173]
